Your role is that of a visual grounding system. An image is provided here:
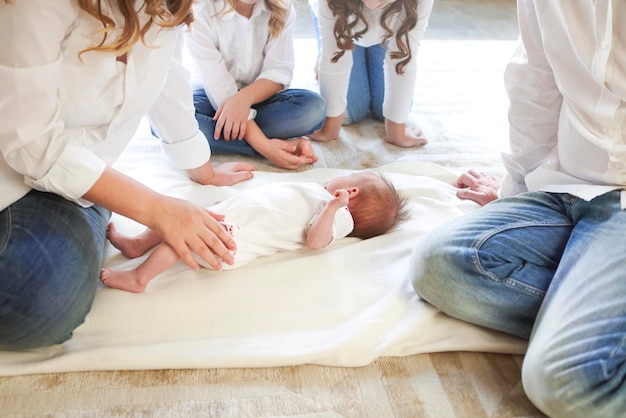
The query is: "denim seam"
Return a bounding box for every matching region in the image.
[0,208,10,253]
[470,220,572,298]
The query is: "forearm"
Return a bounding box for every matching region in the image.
[82,166,162,229]
[306,201,344,250]
[242,120,272,154]
[237,79,283,106]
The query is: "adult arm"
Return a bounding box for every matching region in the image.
[148,30,255,185]
[499,0,562,198]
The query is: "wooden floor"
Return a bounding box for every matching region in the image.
[0,1,548,417]
[1,353,544,417]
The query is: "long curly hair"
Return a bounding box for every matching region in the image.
[77,0,195,58]
[327,0,418,74]
[216,0,290,39]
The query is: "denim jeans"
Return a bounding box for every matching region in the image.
[345,44,386,124]
[0,190,110,349]
[409,190,626,417]
[193,88,326,157]
[310,11,385,124]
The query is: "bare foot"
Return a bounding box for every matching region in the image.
[106,223,148,259]
[100,267,148,293]
[384,126,428,147]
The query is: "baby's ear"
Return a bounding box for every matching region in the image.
[348,187,360,199]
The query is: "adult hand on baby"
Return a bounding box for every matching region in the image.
[151,196,236,271]
[454,169,500,206]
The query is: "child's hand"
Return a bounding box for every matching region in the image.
[213,94,252,141]
[260,138,318,170]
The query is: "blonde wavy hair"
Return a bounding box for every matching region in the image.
[327,0,418,75]
[215,0,289,39]
[77,0,195,58]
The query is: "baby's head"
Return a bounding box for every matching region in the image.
[324,172,410,239]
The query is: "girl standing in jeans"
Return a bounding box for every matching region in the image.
[309,0,433,147]
[186,0,326,170]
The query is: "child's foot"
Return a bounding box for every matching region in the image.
[106,223,146,259]
[100,267,147,293]
[384,125,428,147]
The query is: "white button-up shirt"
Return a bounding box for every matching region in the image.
[501,0,626,206]
[0,0,211,210]
[314,0,434,124]
[185,0,296,110]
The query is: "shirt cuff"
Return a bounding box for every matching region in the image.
[161,131,212,170]
[26,140,106,207]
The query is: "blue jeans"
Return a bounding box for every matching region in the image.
[310,11,385,124]
[0,191,110,349]
[409,190,626,417]
[193,88,326,157]
[345,44,386,124]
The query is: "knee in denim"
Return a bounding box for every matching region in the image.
[522,343,626,418]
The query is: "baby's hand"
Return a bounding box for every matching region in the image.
[332,189,350,207]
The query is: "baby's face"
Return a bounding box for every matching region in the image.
[362,0,397,10]
[324,172,379,194]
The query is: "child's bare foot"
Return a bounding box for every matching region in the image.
[106,223,148,259]
[384,125,428,147]
[100,267,148,293]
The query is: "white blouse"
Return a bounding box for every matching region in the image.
[501,0,626,206]
[185,0,296,110]
[0,0,211,210]
[315,0,434,123]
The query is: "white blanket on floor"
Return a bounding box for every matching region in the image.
[0,161,526,376]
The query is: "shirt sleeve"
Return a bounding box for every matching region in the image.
[185,3,240,109]
[147,30,212,170]
[332,206,355,240]
[256,3,296,88]
[0,0,106,205]
[499,0,562,198]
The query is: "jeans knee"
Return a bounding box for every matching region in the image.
[409,237,454,309]
[522,343,626,418]
[0,266,98,349]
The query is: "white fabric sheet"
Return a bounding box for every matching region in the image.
[0,161,526,376]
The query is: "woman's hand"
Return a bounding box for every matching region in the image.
[150,196,237,270]
[83,167,240,270]
[186,160,255,186]
[454,169,500,206]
